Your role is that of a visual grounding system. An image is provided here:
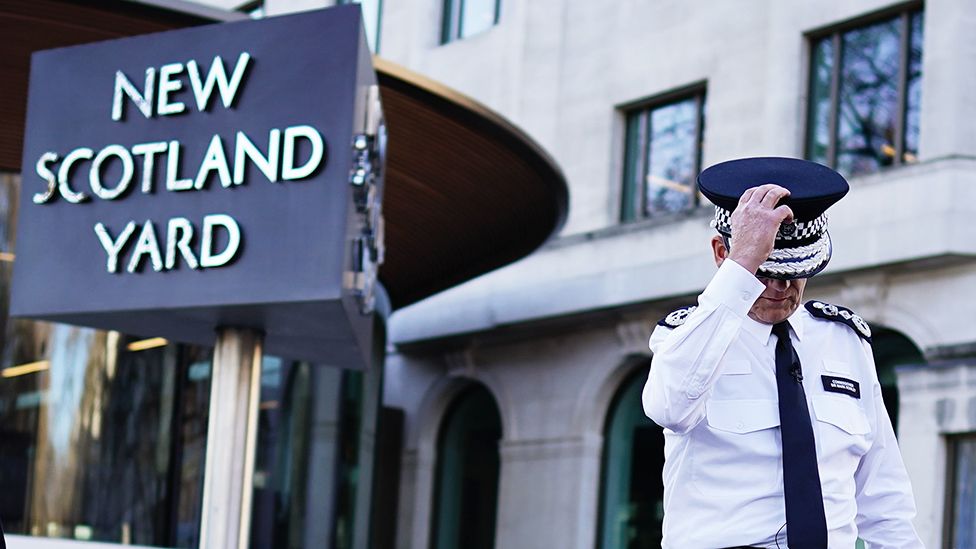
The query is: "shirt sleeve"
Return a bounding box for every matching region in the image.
[642,259,765,433]
[853,340,924,548]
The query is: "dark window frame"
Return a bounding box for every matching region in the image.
[617,82,706,223]
[440,0,501,44]
[943,432,976,549]
[804,1,924,172]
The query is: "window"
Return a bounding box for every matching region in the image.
[248,362,377,549]
[620,87,706,222]
[806,7,924,177]
[597,363,665,549]
[339,0,383,52]
[431,383,501,549]
[870,328,925,433]
[945,434,976,548]
[0,173,213,546]
[441,0,499,44]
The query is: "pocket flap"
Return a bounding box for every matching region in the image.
[707,399,780,434]
[813,395,870,435]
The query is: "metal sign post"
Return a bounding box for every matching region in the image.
[198,328,263,549]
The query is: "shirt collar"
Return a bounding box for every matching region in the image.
[742,307,806,346]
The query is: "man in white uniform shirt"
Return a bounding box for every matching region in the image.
[643,157,923,549]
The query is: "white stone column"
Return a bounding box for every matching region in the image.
[198,328,264,549]
[493,437,592,549]
[897,362,976,548]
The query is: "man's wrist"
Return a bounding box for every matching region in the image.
[727,251,763,275]
[701,260,766,319]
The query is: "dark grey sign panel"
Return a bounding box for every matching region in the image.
[11,6,385,367]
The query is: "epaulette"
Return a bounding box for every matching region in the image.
[805,300,872,343]
[657,305,697,328]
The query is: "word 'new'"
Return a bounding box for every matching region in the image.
[113,53,250,120]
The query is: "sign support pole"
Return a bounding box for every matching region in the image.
[198,327,264,549]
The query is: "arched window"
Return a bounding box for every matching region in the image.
[598,362,665,549]
[431,383,502,549]
[871,327,925,433]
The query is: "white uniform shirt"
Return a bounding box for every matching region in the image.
[642,260,924,549]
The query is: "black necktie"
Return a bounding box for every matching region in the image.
[772,321,827,548]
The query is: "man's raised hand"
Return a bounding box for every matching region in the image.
[727,184,794,274]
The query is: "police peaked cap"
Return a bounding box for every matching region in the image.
[698,157,849,280]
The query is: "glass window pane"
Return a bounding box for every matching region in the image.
[460,0,497,39]
[247,358,380,549]
[432,385,501,549]
[620,111,644,222]
[806,36,835,165]
[173,351,212,548]
[0,325,212,546]
[333,369,364,549]
[870,330,922,433]
[0,173,212,546]
[441,0,459,43]
[250,359,313,549]
[950,437,976,548]
[836,18,901,177]
[242,361,377,549]
[645,98,698,215]
[903,12,924,163]
[598,365,664,549]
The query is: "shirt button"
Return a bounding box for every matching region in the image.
[741,291,752,301]
[736,420,745,430]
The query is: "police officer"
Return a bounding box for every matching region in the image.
[643,157,924,548]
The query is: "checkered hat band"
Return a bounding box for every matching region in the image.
[710,207,828,241]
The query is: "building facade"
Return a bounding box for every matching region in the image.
[5,0,976,547]
[319,0,976,547]
[0,2,567,548]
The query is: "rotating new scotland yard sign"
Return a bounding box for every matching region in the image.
[11,6,386,367]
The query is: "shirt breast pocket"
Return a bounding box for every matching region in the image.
[712,360,756,399]
[693,399,782,498]
[813,395,869,436]
[812,395,871,493]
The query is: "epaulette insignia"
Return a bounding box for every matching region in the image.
[658,305,697,328]
[805,301,872,343]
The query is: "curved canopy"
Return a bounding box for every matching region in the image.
[0,0,568,310]
[375,59,568,307]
